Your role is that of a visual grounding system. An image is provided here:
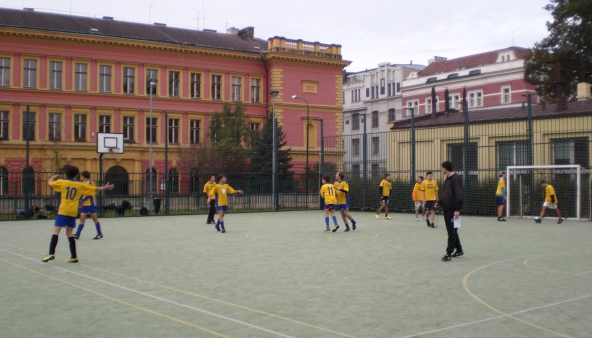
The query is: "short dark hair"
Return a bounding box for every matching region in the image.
[337,172,345,179]
[385,173,391,178]
[81,171,90,179]
[500,171,506,177]
[426,171,433,176]
[323,176,331,182]
[540,180,547,184]
[66,166,79,179]
[418,176,424,180]
[441,161,453,172]
[217,174,225,181]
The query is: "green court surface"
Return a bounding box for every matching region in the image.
[1,211,591,338]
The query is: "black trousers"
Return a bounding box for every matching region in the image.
[444,209,462,255]
[207,200,216,223]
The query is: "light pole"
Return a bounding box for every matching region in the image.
[291,95,309,205]
[404,107,415,186]
[270,89,280,211]
[148,78,157,213]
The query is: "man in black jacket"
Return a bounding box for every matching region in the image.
[436,161,464,261]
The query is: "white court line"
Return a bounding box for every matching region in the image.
[396,292,592,338]
[0,249,295,338]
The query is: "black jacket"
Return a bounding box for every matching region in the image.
[439,173,463,211]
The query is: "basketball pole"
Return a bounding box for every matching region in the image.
[98,153,104,217]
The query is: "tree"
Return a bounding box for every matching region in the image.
[524,0,592,99]
[248,116,293,175]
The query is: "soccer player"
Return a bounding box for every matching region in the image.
[334,171,356,231]
[421,171,439,228]
[320,176,340,232]
[73,171,104,240]
[376,174,392,220]
[437,161,464,262]
[496,172,507,221]
[42,166,114,263]
[535,180,563,224]
[206,174,243,233]
[412,176,424,221]
[203,175,217,224]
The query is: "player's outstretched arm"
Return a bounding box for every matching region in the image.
[233,190,244,195]
[47,174,59,186]
[96,182,114,191]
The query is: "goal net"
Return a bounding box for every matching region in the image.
[506,165,590,221]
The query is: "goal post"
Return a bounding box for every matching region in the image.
[506,165,590,221]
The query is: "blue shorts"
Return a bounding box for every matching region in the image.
[324,204,335,210]
[55,215,77,228]
[81,206,97,214]
[496,196,506,206]
[335,204,349,211]
[217,205,228,212]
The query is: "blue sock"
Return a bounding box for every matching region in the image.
[352,219,356,225]
[221,222,225,229]
[324,217,329,227]
[332,216,338,225]
[345,223,349,228]
[75,224,84,236]
[95,223,102,236]
[216,220,220,226]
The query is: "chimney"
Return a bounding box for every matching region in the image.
[431,86,437,119]
[577,57,591,101]
[444,88,450,115]
[239,26,254,38]
[554,68,568,111]
[462,87,467,112]
[226,27,239,35]
[102,16,114,20]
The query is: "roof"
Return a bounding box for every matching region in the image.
[390,100,592,130]
[0,8,267,53]
[418,47,531,77]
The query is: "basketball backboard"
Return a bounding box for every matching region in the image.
[97,133,124,154]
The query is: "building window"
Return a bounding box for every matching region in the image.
[123,67,135,94]
[371,87,375,99]
[168,71,179,97]
[352,164,360,177]
[49,61,62,90]
[352,114,360,130]
[380,79,385,95]
[190,119,200,144]
[388,108,395,122]
[447,142,478,175]
[366,88,369,98]
[469,91,483,108]
[211,75,221,100]
[168,118,179,144]
[407,100,419,116]
[146,118,157,143]
[191,73,201,98]
[371,163,380,177]
[99,65,111,93]
[0,111,9,140]
[0,166,7,196]
[48,113,61,141]
[371,137,379,155]
[371,111,379,128]
[74,114,87,141]
[396,82,401,92]
[251,78,260,103]
[22,111,35,140]
[99,115,111,133]
[74,63,87,91]
[388,84,391,97]
[189,168,200,194]
[551,137,589,166]
[123,116,134,141]
[146,69,157,95]
[352,138,360,156]
[502,86,511,104]
[23,59,36,88]
[449,94,460,109]
[496,140,532,170]
[231,76,241,101]
[251,122,260,132]
[426,98,438,114]
[0,57,9,86]
[168,168,179,194]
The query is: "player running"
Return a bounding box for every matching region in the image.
[207,174,243,233]
[320,176,340,232]
[534,180,563,224]
[421,171,439,228]
[334,171,356,231]
[376,174,392,220]
[73,171,104,240]
[412,176,424,221]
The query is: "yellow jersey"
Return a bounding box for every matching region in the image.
[320,183,338,205]
[209,183,236,207]
[333,180,349,205]
[545,184,558,203]
[420,179,439,201]
[49,179,96,217]
[380,180,392,197]
[412,182,422,202]
[496,178,506,196]
[80,179,96,207]
[203,181,216,195]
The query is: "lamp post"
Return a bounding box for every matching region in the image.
[404,107,415,186]
[270,89,280,211]
[291,95,309,206]
[148,78,157,213]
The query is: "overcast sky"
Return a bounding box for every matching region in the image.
[2,0,553,72]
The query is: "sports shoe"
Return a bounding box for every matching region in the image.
[451,250,464,257]
[375,214,379,219]
[415,218,418,221]
[344,228,350,232]
[221,229,226,233]
[68,257,78,263]
[534,217,542,223]
[352,222,356,231]
[441,254,451,262]
[385,216,392,220]
[332,225,340,232]
[325,228,331,232]
[93,234,103,240]
[557,218,564,224]
[498,217,506,221]
[72,235,80,240]
[430,223,436,228]
[426,219,431,227]
[215,224,220,231]
[42,254,55,263]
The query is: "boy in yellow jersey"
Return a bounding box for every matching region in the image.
[73,171,104,240]
[334,171,356,231]
[203,175,217,224]
[421,171,439,228]
[43,166,114,263]
[535,180,563,224]
[495,172,507,221]
[376,173,392,219]
[320,176,340,232]
[206,174,243,233]
[412,176,424,221]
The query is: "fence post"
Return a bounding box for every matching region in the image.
[362,113,368,210]
[527,94,533,164]
[463,99,469,214]
[319,119,324,209]
[164,113,169,216]
[24,105,30,219]
[98,154,104,217]
[411,108,415,186]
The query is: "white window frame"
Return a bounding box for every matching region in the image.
[191,73,201,98]
[168,118,179,144]
[250,78,260,103]
[502,85,511,104]
[231,76,241,101]
[74,114,86,141]
[23,59,36,88]
[123,116,134,141]
[407,100,419,116]
[0,57,9,86]
[99,115,111,133]
[74,63,87,91]
[449,93,460,109]
[168,71,180,97]
[0,111,8,139]
[211,75,221,100]
[48,113,61,141]
[190,119,200,144]
[100,65,112,93]
[49,61,62,90]
[469,90,483,108]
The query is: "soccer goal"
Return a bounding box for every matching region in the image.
[506,165,591,221]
